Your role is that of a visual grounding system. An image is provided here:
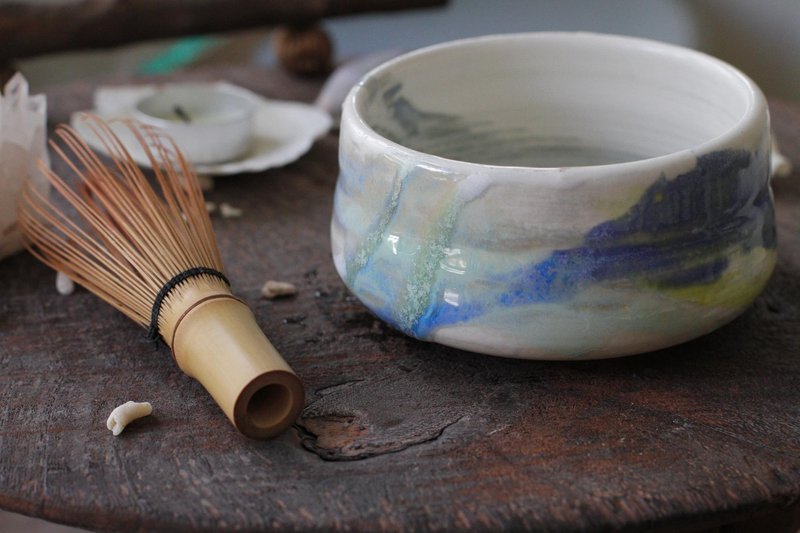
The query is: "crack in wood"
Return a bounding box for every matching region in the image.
[312,379,365,397]
[295,414,463,461]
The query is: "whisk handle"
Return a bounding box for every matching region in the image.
[171,295,305,439]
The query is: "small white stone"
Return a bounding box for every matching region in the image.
[197,174,214,191]
[106,401,153,436]
[220,202,243,218]
[55,271,75,295]
[205,201,217,214]
[261,280,298,299]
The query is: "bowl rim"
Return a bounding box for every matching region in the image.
[344,31,768,174]
[133,83,256,129]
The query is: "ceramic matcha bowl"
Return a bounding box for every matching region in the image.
[331,32,775,359]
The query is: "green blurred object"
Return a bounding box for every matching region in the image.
[138,36,221,75]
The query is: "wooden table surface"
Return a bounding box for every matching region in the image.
[1,68,799,533]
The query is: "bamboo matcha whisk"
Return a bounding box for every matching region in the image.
[17,116,304,439]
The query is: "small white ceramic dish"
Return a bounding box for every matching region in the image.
[332,32,776,360]
[71,82,332,176]
[134,85,255,164]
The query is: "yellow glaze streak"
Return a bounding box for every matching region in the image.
[664,248,776,309]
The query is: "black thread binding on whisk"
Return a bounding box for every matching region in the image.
[146,267,230,342]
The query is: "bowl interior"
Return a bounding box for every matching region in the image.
[136,86,254,126]
[355,33,755,168]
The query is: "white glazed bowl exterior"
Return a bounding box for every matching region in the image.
[134,85,255,164]
[332,32,775,359]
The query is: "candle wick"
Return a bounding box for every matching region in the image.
[173,105,192,124]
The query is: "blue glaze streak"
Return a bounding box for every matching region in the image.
[413,149,775,337]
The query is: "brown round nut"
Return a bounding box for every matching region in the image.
[273,23,333,77]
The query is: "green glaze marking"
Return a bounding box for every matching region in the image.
[396,195,462,334]
[345,165,406,287]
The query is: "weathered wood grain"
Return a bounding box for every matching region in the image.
[0,70,799,532]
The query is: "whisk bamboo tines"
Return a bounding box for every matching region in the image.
[17,115,304,439]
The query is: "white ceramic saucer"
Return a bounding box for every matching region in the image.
[70,82,332,176]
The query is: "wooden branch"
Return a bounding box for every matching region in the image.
[0,0,447,62]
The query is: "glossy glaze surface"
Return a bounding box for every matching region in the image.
[332,33,775,358]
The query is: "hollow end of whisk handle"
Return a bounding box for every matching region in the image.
[170,294,305,439]
[234,369,305,439]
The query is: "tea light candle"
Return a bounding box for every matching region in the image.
[134,85,256,164]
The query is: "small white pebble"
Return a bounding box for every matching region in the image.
[55,271,75,295]
[220,202,243,218]
[261,280,297,299]
[197,174,214,191]
[106,401,153,436]
[205,201,217,214]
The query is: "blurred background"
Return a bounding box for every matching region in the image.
[1,0,797,531]
[7,0,800,101]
